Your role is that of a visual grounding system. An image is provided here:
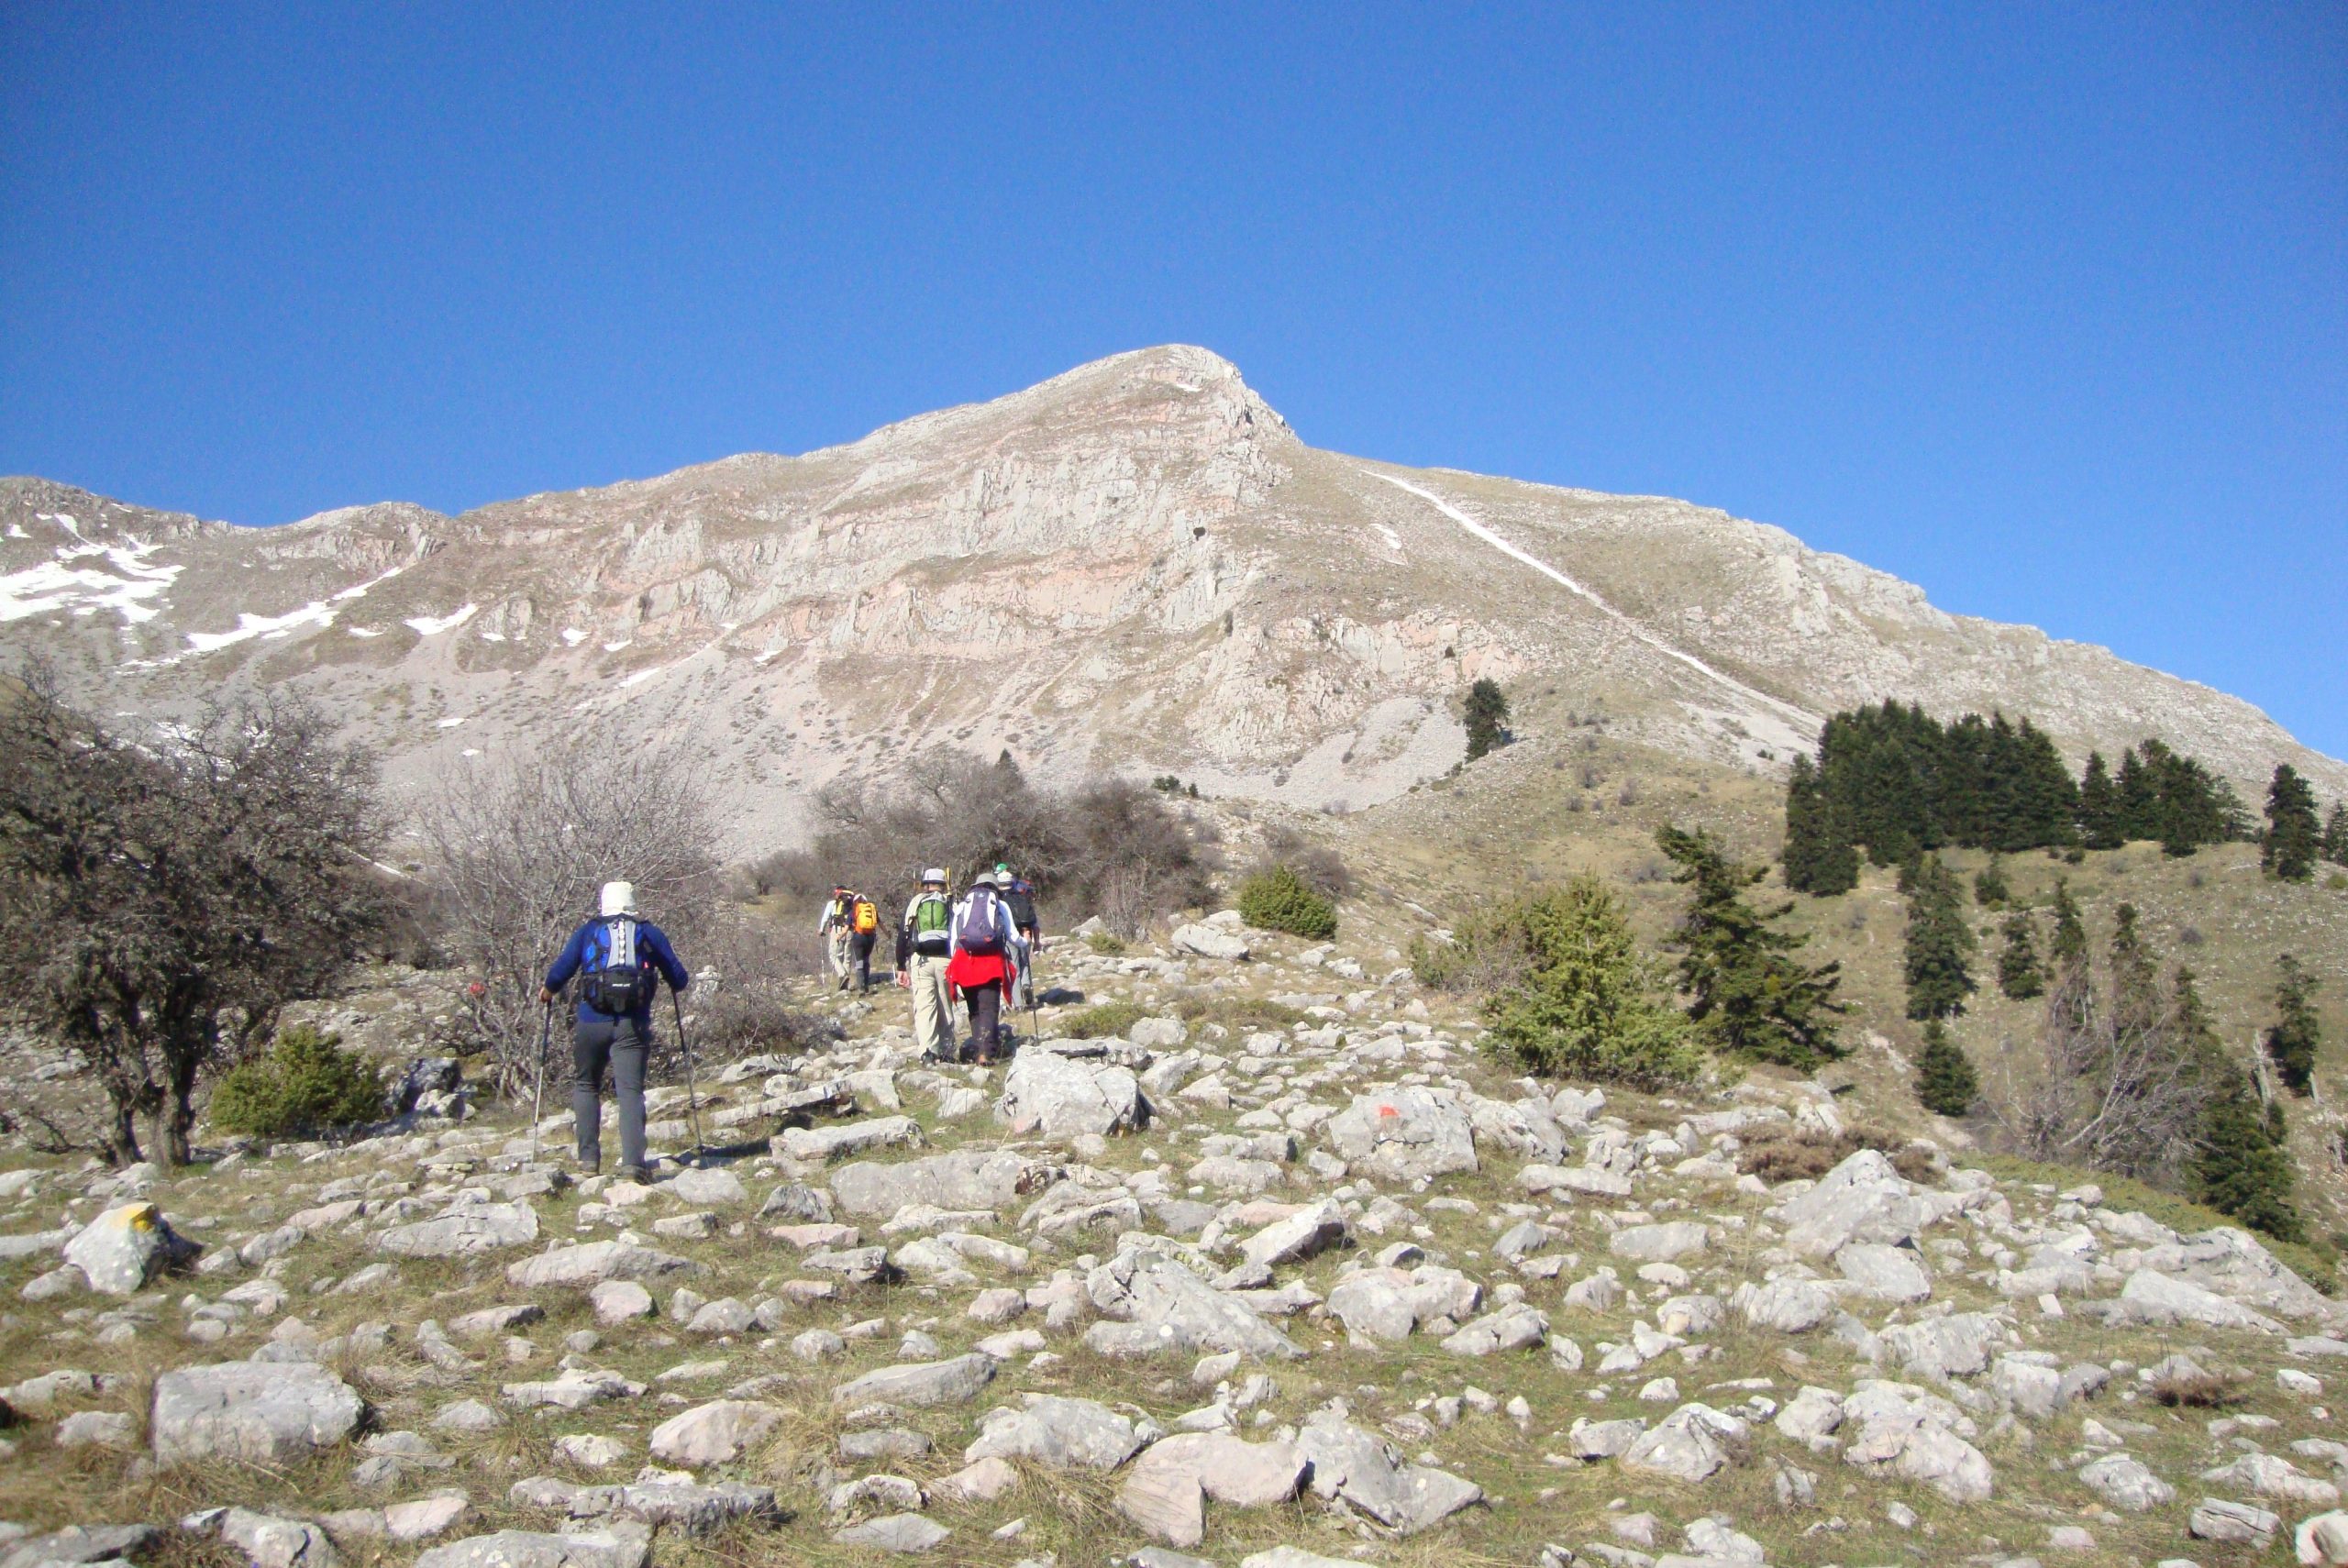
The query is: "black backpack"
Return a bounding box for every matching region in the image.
[581,917,653,1015]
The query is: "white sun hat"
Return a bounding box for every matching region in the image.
[600,881,637,917]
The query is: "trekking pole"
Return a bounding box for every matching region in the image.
[670,986,706,1164]
[528,999,552,1164]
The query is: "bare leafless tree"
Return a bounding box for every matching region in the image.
[797,748,1214,941]
[0,667,391,1165]
[1981,958,2218,1187]
[416,740,721,1099]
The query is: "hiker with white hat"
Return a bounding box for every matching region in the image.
[894,867,958,1063]
[539,880,690,1178]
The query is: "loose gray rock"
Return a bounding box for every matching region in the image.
[829,1513,950,1553]
[62,1202,197,1295]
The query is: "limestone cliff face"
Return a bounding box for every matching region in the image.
[1,345,2335,848]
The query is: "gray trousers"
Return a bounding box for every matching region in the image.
[573,1013,648,1171]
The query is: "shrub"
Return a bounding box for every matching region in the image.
[1062,999,1146,1039]
[1237,865,1338,940]
[208,1026,387,1139]
[1475,875,1704,1090]
[1083,931,1127,956]
[1260,825,1351,900]
[2147,1367,2247,1408]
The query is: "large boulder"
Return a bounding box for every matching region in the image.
[1296,1407,1481,1534]
[2117,1226,2343,1324]
[1326,1264,1480,1342]
[1774,1149,1970,1260]
[375,1202,539,1259]
[996,1052,1146,1138]
[831,1353,997,1409]
[62,1202,197,1295]
[505,1242,692,1289]
[1170,923,1249,961]
[151,1361,366,1465]
[1840,1379,1994,1503]
[965,1394,1144,1470]
[2113,1267,2287,1333]
[828,1149,1053,1219]
[1115,1432,1307,1547]
[1084,1249,1301,1361]
[414,1531,648,1568]
[648,1400,784,1466]
[1620,1402,1749,1484]
[1324,1089,1477,1183]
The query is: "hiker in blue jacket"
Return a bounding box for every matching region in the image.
[539,881,690,1179]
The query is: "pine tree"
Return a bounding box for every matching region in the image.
[1914,1017,1979,1116]
[1656,823,1845,1069]
[2263,764,2320,882]
[1973,856,2010,907]
[2266,953,2321,1097]
[1997,911,2043,999]
[1463,679,1511,762]
[1782,755,1859,895]
[1903,853,1977,1020]
[2114,744,2157,842]
[2077,751,2124,850]
[2323,802,2348,867]
[2192,1055,2305,1243]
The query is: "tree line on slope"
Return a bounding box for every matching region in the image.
[1785,701,2348,895]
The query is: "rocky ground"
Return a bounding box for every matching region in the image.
[2,915,2345,1568]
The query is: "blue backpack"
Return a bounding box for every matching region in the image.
[581,917,654,1015]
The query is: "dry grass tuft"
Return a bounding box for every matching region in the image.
[2148,1367,2249,1408]
[1736,1126,1935,1185]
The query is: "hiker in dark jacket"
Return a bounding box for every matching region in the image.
[539,880,690,1179]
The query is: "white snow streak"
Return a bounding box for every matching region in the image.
[1362,469,1818,731]
[0,514,183,625]
[560,628,587,646]
[404,604,479,636]
[177,560,412,653]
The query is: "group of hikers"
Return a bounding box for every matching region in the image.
[538,866,1042,1176]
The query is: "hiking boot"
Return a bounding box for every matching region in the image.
[618,1163,655,1185]
[572,1153,601,1178]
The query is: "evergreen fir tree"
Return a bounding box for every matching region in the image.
[1463,679,1511,762]
[2077,751,2124,850]
[2192,1055,2305,1243]
[1973,856,2010,907]
[1997,911,2044,999]
[1656,823,1846,1069]
[2266,953,2321,1097]
[2048,878,2088,967]
[1914,1017,1979,1116]
[2114,745,2157,842]
[2322,801,2348,867]
[1902,853,1977,1020]
[2108,903,2164,1036]
[2263,764,2320,882]
[1781,755,1859,895]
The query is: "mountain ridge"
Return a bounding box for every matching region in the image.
[0,345,2337,852]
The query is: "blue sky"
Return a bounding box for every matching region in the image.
[3,4,2342,758]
